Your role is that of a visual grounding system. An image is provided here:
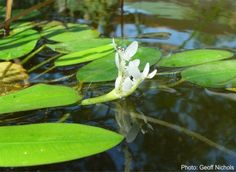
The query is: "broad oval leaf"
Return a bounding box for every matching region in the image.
[181,60,236,88]
[47,38,112,53]
[77,47,161,82]
[0,29,40,60]
[0,123,123,167]
[125,1,193,20]
[54,44,114,66]
[40,21,99,42]
[0,84,82,114]
[158,49,234,67]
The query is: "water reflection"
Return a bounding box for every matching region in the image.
[122,0,236,49]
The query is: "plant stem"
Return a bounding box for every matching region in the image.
[0,0,54,30]
[21,45,46,65]
[120,0,124,38]
[28,54,60,73]
[132,112,236,157]
[156,70,181,76]
[32,66,56,80]
[4,0,13,36]
[165,79,184,87]
[81,80,142,106]
[81,90,119,105]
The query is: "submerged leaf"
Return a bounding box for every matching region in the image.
[0,62,28,83]
[0,62,28,96]
[205,89,236,101]
[0,123,123,167]
[158,49,234,67]
[0,84,82,114]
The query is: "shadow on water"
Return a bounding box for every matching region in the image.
[1,0,236,171]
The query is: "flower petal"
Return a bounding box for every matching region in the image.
[112,38,117,49]
[115,53,120,69]
[123,41,138,61]
[127,60,141,79]
[132,59,140,67]
[142,63,150,79]
[122,77,133,93]
[147,69,157,79]
[115,75,122,90]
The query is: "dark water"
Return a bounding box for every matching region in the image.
[1,0,236,171]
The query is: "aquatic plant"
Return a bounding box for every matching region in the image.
[81,39,157,105]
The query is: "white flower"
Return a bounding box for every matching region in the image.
[112,38,138,61]
[81,39,157,105]
[113,39,157,97]
[127,60,157,81]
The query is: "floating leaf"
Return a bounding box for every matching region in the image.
[47,38,112,53]
[77,47,161,82]
[125,1,193,20]
[181,60,236,88]
[0,29,40,60]
[55,45,113,66]
[0,123,123,167]
[158,49,234,67]
[0,84,82,114]
[41,21,99,42]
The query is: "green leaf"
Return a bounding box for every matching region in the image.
[47,38,112,53]
[0,28,40,60]
[0,8,41,20]
[55,44,114,66]
[0,123,123,167]
[158,49,234,67]
[77,47,161,82]
[41,21,99,42]
[0,84,82,114]
[181,60,236,88]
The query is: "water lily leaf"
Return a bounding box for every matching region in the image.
[41,21,99,42]
[0,123,123,167]
[0,62,28,83]
[0,84,82,114]
[77,47,161,82]
[158,49,234,67]
[0,29,40,60]
[181,60,236,88]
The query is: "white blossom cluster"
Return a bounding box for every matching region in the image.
[112,39,157,97]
